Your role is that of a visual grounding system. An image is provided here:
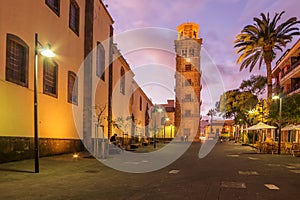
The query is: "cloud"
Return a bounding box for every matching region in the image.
[106,0,300,115]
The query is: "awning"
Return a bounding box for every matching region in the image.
[246,122,276,130]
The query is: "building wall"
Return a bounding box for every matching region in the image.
[0,0,89,162]
[131,83,152,138]
[0,0,153,162]
[0,0,86,139]
[91,0,114,139]
[272,39,300,96]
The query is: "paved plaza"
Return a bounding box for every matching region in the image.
[1,141,300,200]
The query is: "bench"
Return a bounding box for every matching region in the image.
[130,143,140,149]
[292,144,300,157]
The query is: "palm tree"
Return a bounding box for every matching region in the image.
[207,109,216,134]
[234,11,300,102]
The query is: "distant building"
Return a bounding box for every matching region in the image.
[204,120,235,139]
[157,100,175,139]
[174,22,202,139]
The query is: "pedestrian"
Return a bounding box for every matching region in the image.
[181,135,184,142]
[110,134,118,145]
[184,135,188,142]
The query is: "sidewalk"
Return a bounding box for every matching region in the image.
[0,141,178,199]
[0,151,116,199]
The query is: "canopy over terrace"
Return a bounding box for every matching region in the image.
[281,124,300,131]
[245,122,276,144]
[246,122,276,130]
[281,124,300,143]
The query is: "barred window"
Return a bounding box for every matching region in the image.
[6,34,29,87]
[185,94,192,102]
[185,110,191,117]
[185,64,191,71]
[181,49,187,57]
[185,79,192,86]
[120,67,125,94]
[43,58,58,97]
[69,0,80,35]
[45,0,60,16]
[68,71,78,105]
[139,96,142,111]
[96,42,105,81]
[189,49,194,57]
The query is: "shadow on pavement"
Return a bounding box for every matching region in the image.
[0,167,34,174]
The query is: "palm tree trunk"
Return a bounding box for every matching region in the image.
[265,61,273,103]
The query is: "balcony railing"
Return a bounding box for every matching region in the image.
[284,83,300,95]
[281,59,300,78]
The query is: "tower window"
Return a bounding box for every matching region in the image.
[185,110,191,117]
[189,49,194,57]
[181,49,187,57]
[185,94,192,102]
[185,64,191,71]
[6,34,29,87]
[185,79,192,86]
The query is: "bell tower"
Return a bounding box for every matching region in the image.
[174,22,202,140]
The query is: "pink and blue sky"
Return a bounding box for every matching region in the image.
[106,0,300,117]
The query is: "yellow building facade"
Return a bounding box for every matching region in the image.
[0,0,152,162]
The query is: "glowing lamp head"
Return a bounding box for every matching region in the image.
[73,154,79,159]
[40,49,56,57]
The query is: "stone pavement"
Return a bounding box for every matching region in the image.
[0,142,169,199]
[1,141,297,200]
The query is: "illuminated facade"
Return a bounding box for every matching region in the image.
[272,39,300,96]
[0,0,152,162]
[174,23,202,139]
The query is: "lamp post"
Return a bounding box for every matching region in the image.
[272,95,282,154]
[34,33,55,173]
[152,105,163,148]
[163,117,169,143]
[153,105,157,148]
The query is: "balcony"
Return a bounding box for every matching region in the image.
[284,83,300,96]
[281,59,300,79]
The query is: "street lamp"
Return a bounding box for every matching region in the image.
[272,95,282,154]
[34,33,55,173]
[151,105,163,148]
[163,117,170,143]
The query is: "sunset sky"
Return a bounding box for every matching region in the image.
[106,0,300,117]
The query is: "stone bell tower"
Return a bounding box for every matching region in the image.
[174,22,202,139]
